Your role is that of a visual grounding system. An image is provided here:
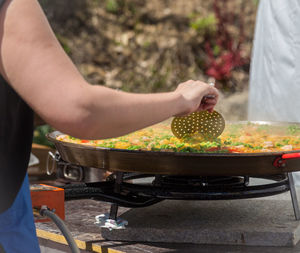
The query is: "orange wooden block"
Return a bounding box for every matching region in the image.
[30,184,65,222]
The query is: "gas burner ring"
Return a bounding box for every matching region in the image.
[152,175,249,188]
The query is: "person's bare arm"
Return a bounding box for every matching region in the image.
[0,0,218,139]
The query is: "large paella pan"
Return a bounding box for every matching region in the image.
[47,121,300,176]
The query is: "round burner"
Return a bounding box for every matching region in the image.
[152,175,248,188]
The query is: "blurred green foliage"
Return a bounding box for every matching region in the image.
[33,125,55,148]
[39,0,256,93]
[213,45,221,56]
[106,0,120,14]
[142,40,151,49]
[55,34,71,55]
[105,0,137,17]
[189,14,217,35]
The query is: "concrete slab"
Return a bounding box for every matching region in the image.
[102,188,300,247]
[35,198,300,252]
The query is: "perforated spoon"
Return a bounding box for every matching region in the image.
[171,83,225,140]
[171,110,225,140]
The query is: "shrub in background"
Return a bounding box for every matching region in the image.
[204,0,249,88]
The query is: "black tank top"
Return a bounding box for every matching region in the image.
[0,75,33,213]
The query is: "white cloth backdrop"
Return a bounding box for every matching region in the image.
[248,0,300,184]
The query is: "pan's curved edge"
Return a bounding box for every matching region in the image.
[45,121,300,176]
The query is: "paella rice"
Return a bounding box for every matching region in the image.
[56,123,300,153]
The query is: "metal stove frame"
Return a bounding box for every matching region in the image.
[104,172,300,221]
[49,153,300,221]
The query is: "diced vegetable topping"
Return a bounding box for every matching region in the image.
[57,123,300,153]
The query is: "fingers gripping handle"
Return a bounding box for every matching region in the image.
[203,82,216,100]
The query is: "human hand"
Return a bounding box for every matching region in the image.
[173,80,219,116]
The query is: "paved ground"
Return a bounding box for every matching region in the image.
[36,180,300,252]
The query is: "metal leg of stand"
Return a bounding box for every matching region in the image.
[108,172,123,220]
[288,173,300,220]
[109,203,119,220]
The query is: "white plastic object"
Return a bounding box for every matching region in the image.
[95,214,128,231]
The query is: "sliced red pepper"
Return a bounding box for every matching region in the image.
[80,140,89,143]
[227,147,242,153]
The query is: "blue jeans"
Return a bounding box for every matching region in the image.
[0,174,40,253]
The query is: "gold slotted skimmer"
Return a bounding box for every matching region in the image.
[171,81,225,140]
[171,110,225,140]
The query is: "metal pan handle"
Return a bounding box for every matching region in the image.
[273,153,300,168]
[282,153,300,159]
